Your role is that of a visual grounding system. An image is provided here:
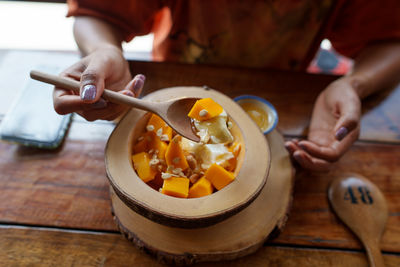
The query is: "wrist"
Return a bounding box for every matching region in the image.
[78,41,122,57]
[340,75,370,99]
[92,43,123,55]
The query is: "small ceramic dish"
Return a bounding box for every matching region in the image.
[105,87,271,228]
[233,95,278,134]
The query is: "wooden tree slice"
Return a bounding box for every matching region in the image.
[106,87,270,228]
[111,129,295,265]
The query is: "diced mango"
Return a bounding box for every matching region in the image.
[133,131,168,159]
[226,142,241,171]
[146,132,168,159]
[188,176,213,198]
[132,152,157,183]
[147,114,173,141]
[152,139,168,159]
[161,177,190,198]
[204,163,235,190]
[165,137,189,170]
[188,98,223,121]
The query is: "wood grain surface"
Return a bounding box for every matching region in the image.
[0,51,399,265]
[1,138,399,252]
[1,226,399,267]
[277,142,400,252]
[0,139,115,231]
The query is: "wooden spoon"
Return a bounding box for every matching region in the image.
[328,173,388,267]
[30,70,200,142]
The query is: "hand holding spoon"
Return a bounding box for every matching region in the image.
[30,70,200,142]
[328,173,388,267]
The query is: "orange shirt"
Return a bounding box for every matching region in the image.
[67,0,400,71]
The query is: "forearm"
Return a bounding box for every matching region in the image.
[73,16,125,55]
[343,41,400,99]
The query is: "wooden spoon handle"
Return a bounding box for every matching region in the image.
[30,70,155,112]
[365,242,385,267]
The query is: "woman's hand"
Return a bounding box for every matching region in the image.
[53,45,145,121]
[285,77,361,171]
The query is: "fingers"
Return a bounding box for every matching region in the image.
[121,74,145,97]
[293,150,331,171]
[286,126,359,171]
[53,66,82,114]
[334,99,361,141]
[78,105,123,121]
[285,140,331,171]
[334,116,358,141]
[79,58,107,103]
[56,74,146,121]
[298,128,358,162]
[53,52,146,121]
[284,139,300,154]
[297,140,340,162]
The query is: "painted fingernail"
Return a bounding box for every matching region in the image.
[335,127,348,141]
[133,78,144,95]
[91,99,107,109]
[136,74,146,81]
[81,84,96,101]
[123,90,135,97]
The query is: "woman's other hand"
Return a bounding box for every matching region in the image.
[285,77,361,171]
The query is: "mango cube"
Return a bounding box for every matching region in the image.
[188,98,223,121]
[165,137,189,170]
[132,152,157,183]
[147,114,173,141]
[152,139,168,159]
[161,177,190,198]
[204,163,235,190]
[133,131,168,159]
[146,131,168,159]
[189,176,213,198]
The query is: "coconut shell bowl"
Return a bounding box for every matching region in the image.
[105,87,294,265]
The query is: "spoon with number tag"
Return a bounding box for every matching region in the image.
[328,173,388,267]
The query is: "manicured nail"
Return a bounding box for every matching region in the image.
[335,127,348,141]
[91,99,107,109]
[123,90,135,97]
[136,74,146,81]
[133,77,144,94]
[81,84,96,101]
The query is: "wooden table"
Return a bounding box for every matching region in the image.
[0,50,399,266]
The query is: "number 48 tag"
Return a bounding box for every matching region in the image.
[343,186,374,204]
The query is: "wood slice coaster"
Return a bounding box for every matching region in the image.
[107,87,270,229]
[110,129,295,265]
